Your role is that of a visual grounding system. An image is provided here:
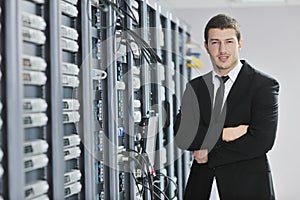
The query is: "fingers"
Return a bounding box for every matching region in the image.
[193,149,208,164]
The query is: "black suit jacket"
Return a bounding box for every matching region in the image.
[174,60,280,168]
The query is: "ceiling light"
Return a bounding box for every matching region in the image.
[237,0,285,2]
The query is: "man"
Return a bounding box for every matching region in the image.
[174,14,279,199]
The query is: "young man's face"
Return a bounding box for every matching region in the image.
[204,28,242,75]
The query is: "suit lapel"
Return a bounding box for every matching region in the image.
[203,71,214,105]
[226,62,255,112]
[202,72,214,123]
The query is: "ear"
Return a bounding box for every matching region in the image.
[204,41,209,54]
[238,39,243,50]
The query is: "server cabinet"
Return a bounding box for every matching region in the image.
[4,1,25,199]
[1,0,193,199]
[0,1,5,199]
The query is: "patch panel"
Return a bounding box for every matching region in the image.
[64,146,81,161]
[64,169,82,185]
[61,62,80,76]
[23,70,47,86]
[116,81,126,90]
[61,1,78,18]
[63,111,80,124]
[23,98,48,113]
[24,139,49,156]
[24,154,49,172]
[133,111,142,123]
[61,38,79,52]
[22,12,47,31]
[22,27,46,45]
[63,134,81,148]
[62,75,80,88]
[23,113,48,128]
[24,180,49,200]
[61,25,79,40]
[132,66,140,75]
[132,76,141,89]
[64,181,82,198]
[116,43,127,62]
[133,99,141,108]
[23,55,47,71]
[62,99,80,111]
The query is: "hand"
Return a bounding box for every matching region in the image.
[193,149,208,164]
[222,125,249,142]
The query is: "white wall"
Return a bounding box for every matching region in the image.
[175,6,300,199]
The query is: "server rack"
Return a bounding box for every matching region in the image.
[0,1,5,199]
[4,1,24,199]
[1,0,193,199]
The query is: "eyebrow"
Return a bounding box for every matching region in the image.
[209,38,235,41]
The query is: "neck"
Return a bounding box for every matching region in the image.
[214,67,233,76]
[214,60,240,76]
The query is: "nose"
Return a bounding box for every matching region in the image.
[219,42,227,54]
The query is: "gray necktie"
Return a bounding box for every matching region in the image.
[213,75,229,121]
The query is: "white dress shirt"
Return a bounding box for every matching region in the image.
[212,61,243,107]
[209,61,243,200]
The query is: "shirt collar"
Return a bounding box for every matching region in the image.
[212,61,243,84]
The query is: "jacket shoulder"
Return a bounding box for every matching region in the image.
[188,72,211,87]
[243,61,279,87]
[252,67,279,88]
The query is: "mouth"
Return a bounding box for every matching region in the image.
[218,55,229,63]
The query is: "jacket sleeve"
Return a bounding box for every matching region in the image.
[209,78,280,167]
[174,82,209,151]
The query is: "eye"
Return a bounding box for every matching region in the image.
[210,41,219,45]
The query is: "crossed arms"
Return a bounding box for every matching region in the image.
[194,125,248,164]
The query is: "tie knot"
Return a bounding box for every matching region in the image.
[221,75,229,83]
[216,75,229,84]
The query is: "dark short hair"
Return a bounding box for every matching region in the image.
[204,14,241,44]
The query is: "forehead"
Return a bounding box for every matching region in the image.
[208,28,237,40]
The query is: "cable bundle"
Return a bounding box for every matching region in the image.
[125,29,162,64]
[95,0,162,64]
[120,149,178,200]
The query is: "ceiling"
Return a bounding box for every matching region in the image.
[161,0,300,9]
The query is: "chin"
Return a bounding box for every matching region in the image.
[216,64,230,70]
